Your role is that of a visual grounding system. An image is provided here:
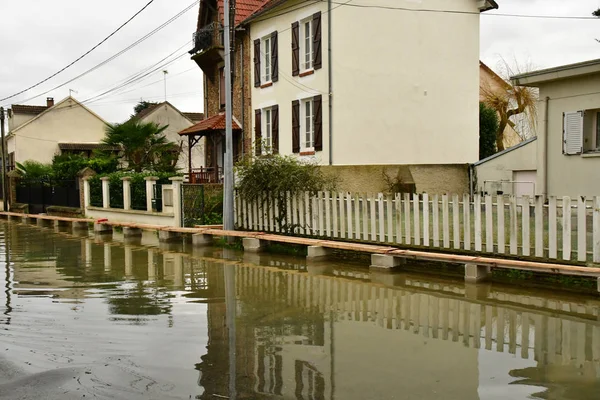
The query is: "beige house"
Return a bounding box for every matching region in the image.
[131,102,205,175]
[243,0,499,194]
[479,61,522,149]
[512,58,600,198]
[6,96,108,166]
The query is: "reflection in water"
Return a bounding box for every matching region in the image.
[0,222,599,399]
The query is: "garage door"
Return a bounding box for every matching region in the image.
[513,170,536,198]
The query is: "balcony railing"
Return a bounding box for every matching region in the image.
[190,22,223,54]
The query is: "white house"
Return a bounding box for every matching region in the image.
[243,0,499,193]
[131,101,205,174]
[512,58,600,198]
[7,96,108,166]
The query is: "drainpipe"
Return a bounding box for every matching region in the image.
[328,0,333,165]
[542,96,549,199]
[241,35,245,157]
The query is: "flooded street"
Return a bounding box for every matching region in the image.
[0,221,599,399]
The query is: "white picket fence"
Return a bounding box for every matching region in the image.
[234,192,600,264]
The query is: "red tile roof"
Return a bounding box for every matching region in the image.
[216,0,270,25]
[11,104,49,115]
[238,0,286,24]
[179,114,241,135]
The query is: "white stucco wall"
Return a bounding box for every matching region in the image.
[139,103,206,173]
[250,0,482,166]
[474,139,537,195]
[85,207,177,227]
[7,98,107,164]
[8,113,36,132]
[537,74,600,197]
[333,0,481,165]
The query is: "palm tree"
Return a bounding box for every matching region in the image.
[102,120,180,173]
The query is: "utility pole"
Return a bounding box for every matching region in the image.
[0,108,7,212]
[163,70,168,102]
[223,0,234,233]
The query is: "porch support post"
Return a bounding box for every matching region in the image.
[188,135,193,183]
[145,176,158,212]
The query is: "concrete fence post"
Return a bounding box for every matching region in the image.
[121,177,132,211]
[170,177,184,227]
[101,177,110,209]
[82,177,91,211]
[145,176,159,212]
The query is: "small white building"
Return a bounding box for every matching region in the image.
[6,96,108,166]
[243,0,498,193]
[473,137,537,197]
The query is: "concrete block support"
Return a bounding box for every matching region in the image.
[22,217,34,224]
[158,230,181,243]
[72,221,89,231]
[192,233,214,246]
[94,223,113,234]
[370,254,404,271]
[465,264,491,283]
[243,238,268,253]
[54,220,70,228]
[307,246,333,259]
[597,277,600,294]
[37,218,53,227]
[123,227,143,238]
[7,215,19,223]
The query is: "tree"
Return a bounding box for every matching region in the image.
[479,102,499,160]
[593,9,600,17]
[102,120,180,173]
[481,59,538,152]
[133,100,158,115]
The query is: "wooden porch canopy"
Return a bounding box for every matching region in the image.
[178,114,241,183]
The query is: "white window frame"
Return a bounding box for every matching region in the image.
[301,98,314,151]
[262,35,272,83]
[263,107,273,154]
[300,18,313,73]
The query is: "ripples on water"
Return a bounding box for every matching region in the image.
[0,221,599,399]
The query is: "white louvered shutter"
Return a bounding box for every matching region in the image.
[563,111,583,155]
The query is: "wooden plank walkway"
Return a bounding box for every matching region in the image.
[2,211,600,283]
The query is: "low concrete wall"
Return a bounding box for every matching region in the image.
[46,206,83,218]
[86,207,177,226]
[321,164,469,194]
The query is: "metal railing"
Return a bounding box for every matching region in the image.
[191,22,222,54]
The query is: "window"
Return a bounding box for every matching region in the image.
[264,108,273,153]
[301,19,313,72]
[219,67,225,109]
[302,99,314,150]
[263,36,271,82]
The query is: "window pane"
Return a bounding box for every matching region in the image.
[305,22,311,69]
[264,38,270,80]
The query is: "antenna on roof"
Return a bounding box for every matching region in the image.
[69,89,78,97]
[163,70,169,102]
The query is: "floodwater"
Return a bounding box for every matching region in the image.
[0,222,599,400]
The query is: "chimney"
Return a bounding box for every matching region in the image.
[46,97,54,107]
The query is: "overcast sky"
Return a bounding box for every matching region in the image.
[1,0,600,123]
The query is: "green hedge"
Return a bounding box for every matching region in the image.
[89,172,178,209]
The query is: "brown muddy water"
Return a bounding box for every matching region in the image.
[0,221,599,400]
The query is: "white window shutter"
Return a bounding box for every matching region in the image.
[563,111,583,155]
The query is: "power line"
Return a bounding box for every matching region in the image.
[2,0,200,108]
[0,0,157,102]
[326,0,600,20]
